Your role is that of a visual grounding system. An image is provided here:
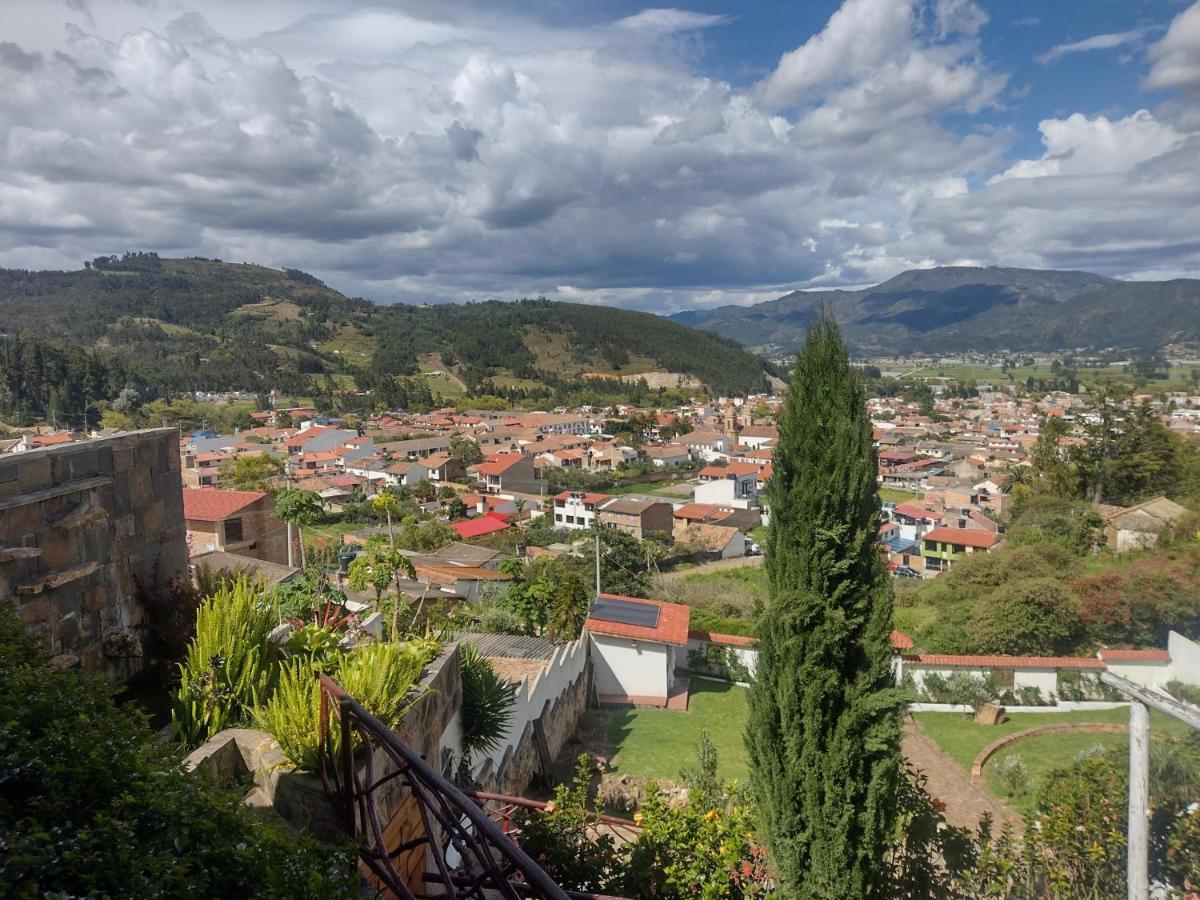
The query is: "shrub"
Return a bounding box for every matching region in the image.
[173,576,280,747]
[1057,669,1120,702]
[995,754,1030,797]
[1166,679,1200,708]
[920,671,998,708]
[252,657,324,772]
[0,603,358,898]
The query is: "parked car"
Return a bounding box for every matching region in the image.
[744,539,761,556]
[892,565,921,579]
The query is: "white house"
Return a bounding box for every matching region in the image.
[552,490,611,530]
[585,593,691,707]
[694,465,758,509]
[889,501,943,544]
[676,430,732,462]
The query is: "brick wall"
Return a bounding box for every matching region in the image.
[0,429,188,681]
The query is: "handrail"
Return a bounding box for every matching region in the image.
[467,790,643,845]
[317,673,570,900]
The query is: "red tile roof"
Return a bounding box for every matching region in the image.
[451,516,510,539]
[905,653,1104,670]
[672,502,733,523]
[586,593,690,646]
[477,454,525,475]
[892,502,942,520]
[922,527,1002,549]
[183,488,268,522]
[688,630,756,647]
[890,630,914,650]
[1098,648,1170,662]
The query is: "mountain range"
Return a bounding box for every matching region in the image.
[670,267,1200,356]
[0,255,773,407]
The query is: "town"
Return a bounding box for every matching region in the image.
[6,0,1200,896]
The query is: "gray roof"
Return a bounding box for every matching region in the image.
[456,632,560,660]
[432,541,504,567]
[189,551,298,586]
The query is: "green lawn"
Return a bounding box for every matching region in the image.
[879,487,916,504]
[916,708,1190,814]
[985,730,1129,817]
[599,680,750,782]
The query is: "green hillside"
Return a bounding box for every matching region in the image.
[673,266,1200,355]
[0,253,772,425]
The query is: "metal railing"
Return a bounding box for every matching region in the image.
[468,790,643,848]
[317,674,570,899]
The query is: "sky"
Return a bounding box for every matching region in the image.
[0,0,1198,313]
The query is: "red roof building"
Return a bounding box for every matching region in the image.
[585,593,691,646]
[921,527,1002,550]
[451,516,510,539]
[182,488,268,522]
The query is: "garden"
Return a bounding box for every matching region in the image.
[588,679,751,782]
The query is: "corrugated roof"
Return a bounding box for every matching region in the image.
[457,632,560,660]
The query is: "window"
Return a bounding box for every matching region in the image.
[224,517,244,544]
[555,514,564,523]
[991,668,1015,689]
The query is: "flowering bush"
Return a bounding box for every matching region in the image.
[515,745,772,899]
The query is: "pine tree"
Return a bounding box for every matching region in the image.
[745,311,903,897]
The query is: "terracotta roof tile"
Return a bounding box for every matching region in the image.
[905,653,1104,669]
[586,593,690,646]
[1098,648,1170,662]
[922,527,1001,549]
[183,488,268,522]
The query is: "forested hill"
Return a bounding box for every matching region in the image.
[672,266,1200,356]
[0,254,773,425]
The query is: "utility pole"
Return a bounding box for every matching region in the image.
[594,531,601,598]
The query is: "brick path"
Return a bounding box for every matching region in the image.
[902,716,1023,835]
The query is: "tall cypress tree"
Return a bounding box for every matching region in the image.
[746,311,903,897]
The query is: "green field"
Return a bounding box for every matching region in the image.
[598,680,749,782]
[879,487,916,504]
[891,361,1200,394]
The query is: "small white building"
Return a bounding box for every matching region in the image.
[585,594,691,708]
[694,469,758,509]
[551,490,611,531]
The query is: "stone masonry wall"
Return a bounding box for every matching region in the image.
[0,429,188,681]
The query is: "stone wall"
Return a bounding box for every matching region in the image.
[0,429,188,681]
[483,662,591,796]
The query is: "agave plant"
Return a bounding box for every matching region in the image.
[459,642,517,760]
[172,576,279,747]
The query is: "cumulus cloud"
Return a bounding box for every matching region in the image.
[991,110,1186,181]
[1146,2,1200,93]
[0,0,1196,311]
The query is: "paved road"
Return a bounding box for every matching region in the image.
[657,554,765,582]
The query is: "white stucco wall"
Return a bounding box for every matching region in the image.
[588,633,669,700]
[1103,660,1171,689]
[1168,631,1200,686]
[904,664,1059,698]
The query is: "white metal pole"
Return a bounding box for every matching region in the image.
[1127,700,1150,900]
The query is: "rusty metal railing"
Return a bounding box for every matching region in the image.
[317,674,571,899]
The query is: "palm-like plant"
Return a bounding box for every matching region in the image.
[459,643,517,762]
[173,576,279,747]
